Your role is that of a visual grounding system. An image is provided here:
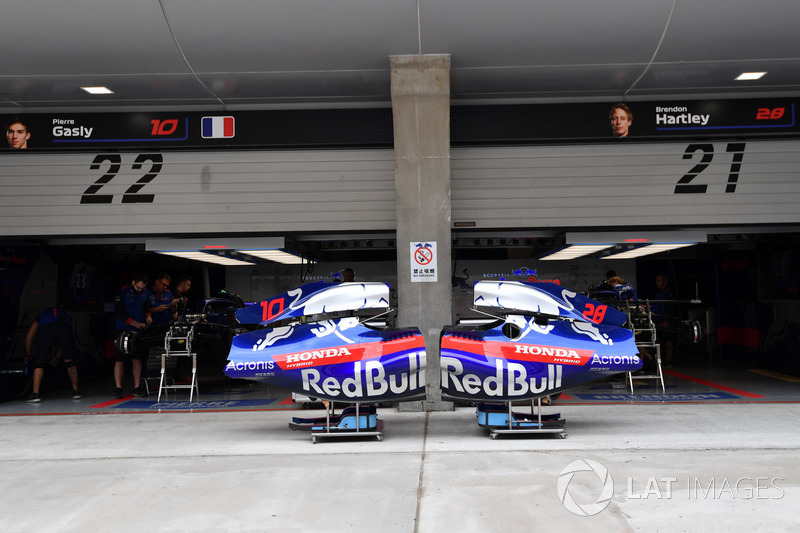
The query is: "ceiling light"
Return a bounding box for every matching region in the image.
[605,242,695,259]
[156,250,254,266]
[81,86,115,94]
[240,249,314,264]
[735,72,766,81]
[538,244,614,260]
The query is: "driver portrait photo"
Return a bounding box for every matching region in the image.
[609,103,633,138]
[6,117,31,149]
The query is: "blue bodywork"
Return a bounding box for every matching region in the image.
[441,281,642,402]
[224,282,426,404]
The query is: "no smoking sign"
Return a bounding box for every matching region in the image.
[410,242,437,282]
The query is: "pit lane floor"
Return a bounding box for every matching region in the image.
[1,362,799,532]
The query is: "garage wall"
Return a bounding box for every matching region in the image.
[0,149,396,237]
[5,139,800,238]
[451,140,800,228]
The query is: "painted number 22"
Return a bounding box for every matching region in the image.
[674,143,745,194]
[80,153,163,204]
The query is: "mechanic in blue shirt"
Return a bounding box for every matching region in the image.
[114,273,151,398]
[170,275,193,320]
[24,306,80,403]
[608,275,638,300]
[651,273,677,366]
[146,272,174,326]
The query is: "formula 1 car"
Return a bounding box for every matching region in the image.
[115,291,245,363]
[441,281,641,437]
[585,282,705,348]
[224,282,427,405]
[441,281,642,403]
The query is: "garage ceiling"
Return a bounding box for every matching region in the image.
[3,0,800,112]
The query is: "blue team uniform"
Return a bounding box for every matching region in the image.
[32,307,77,363]
[36,307,73,327]
[613,282,638,300]
[146,289,174,326]
[115,285,148,331]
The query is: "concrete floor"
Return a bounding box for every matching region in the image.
[1,362,799,532]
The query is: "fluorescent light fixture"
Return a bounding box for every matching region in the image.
[81,86,114,94]
[538,243,614,260]
[735,72,766,81]
[605,242,695,259]
[240,249,314,264]
[567,230,706,245]
[156,250,254,266]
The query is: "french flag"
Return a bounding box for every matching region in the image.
[201,116,235,139]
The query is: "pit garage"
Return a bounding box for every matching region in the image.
[2,222,799,403]
[3,126,800,401]
[2,1,800,530]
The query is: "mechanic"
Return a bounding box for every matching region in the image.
[146,272,174,326]
[652,273,677,366]
[114,273,151,398]
[171,275,193,319]
[607,275,638,300]
[24,307,81,403]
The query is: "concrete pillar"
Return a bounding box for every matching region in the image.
[390,55,453,412]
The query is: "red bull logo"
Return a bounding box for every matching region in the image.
[300,353,424,399]
[442,357,563,397]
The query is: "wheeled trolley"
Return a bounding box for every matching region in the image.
[157,322,199,401]
[478,400,567,439]
[289,402,383,443]
[624,300,665,393]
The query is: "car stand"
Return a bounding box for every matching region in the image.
[624,300,665,393]
[289,401,383,443]
[478,399,567,439]
[157,323,199,402]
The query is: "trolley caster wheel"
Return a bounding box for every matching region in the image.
[491,433,498,440]
[560,433,567,439]
[376,435,383,442]
[311,436,317,444]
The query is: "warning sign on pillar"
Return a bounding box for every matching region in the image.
[410,242,437,283]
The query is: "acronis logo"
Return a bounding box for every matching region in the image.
[225,360,275,372]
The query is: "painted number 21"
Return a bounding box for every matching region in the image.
[80,153,163,204]
[674,143,745,194]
